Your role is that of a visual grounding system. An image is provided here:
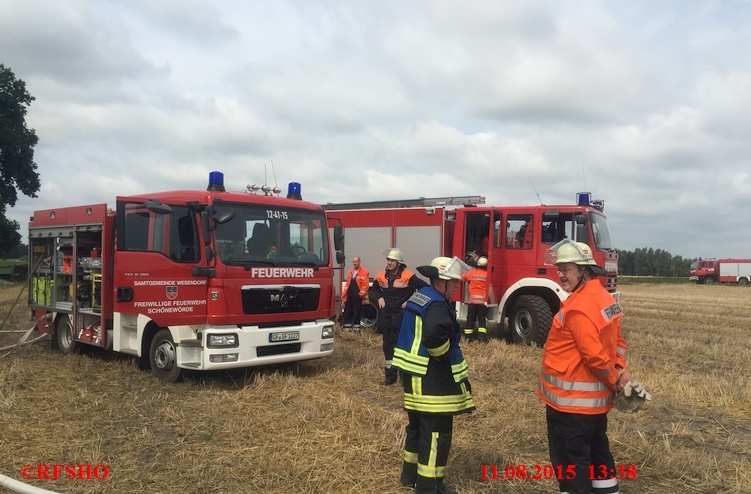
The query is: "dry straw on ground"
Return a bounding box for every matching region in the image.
[1,282,750,493]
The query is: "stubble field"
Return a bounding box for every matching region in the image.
[1,282,750,494]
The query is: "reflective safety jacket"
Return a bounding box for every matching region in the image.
[393,286,475,415]
[462,268,487,304]
[537,279,627,415]
[341,267,370,304]
[372,268,426,313]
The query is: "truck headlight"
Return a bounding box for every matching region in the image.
[321,325,334,339]
[208,334,238,348]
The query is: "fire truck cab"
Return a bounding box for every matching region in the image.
[29,173,338,381]
[325,192,618,346]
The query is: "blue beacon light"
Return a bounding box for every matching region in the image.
[207,171,225,192]
[287,182,302,200]
[576,192,591,206]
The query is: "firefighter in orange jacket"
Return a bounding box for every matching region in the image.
[341,256,369,331]
[537,240,633,494]
[372,248,428,386]
[461,256,489,342]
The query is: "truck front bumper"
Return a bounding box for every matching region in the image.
[175,319,335,371]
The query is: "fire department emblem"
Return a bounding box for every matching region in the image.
[166,285,178,300]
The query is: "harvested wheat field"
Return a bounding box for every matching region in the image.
[1,282,750,494]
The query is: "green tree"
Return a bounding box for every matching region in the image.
[0,63,40,256]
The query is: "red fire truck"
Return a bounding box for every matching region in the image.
[28,172,340,381]
[689,258,751,285]
[324,192,618,346]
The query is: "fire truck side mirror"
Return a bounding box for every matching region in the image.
[333,224,344,251]
[336,251,345,265]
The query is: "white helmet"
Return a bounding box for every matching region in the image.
[544,239,607,277]
[477,256,488,267]
[417,256,470,281]
[383,248,405,265]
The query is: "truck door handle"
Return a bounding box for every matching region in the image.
[117,286,133,302]
[537,268,547,275]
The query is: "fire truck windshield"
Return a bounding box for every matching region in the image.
[214,205,329,267]
[590,212,615,252]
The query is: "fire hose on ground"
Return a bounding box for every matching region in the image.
[0,472,62,494]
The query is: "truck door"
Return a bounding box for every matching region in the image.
[485,209,504,304]
[458,209,502,304]
[113,201,208,327]
[501,212,536,286]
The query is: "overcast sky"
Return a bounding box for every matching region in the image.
[2,1,750,260]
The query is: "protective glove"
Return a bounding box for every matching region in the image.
[614,380,652,413]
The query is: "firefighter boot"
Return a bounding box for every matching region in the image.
[382,367,399,386]
[400,461,417,488]
[416,477,458,494]
[436,478,458,494]
[477,328,488,343]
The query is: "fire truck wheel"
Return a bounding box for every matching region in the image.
[506,295,552,348]
[739,277,749,286]
[703,277,715,285]
[55,314,77,354]
[359,289,381,329]
[149,329,183,382]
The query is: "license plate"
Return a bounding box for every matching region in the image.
[269,331,300,343]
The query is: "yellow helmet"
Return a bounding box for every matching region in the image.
[544,239,608,276]
[383,248,405,265]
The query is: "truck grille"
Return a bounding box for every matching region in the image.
[242,286,320,315]
[257,343,301,357]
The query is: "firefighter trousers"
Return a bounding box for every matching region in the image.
[401,412,454,494]
[546,405,619,494]
[464,304,489,337]
[381,307,406,363]
[342,290,363,327]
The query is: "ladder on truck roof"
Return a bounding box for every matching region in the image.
[323,195,486,211]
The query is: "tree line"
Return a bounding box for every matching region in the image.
[616,247,692,277]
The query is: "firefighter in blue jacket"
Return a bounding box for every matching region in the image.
[392,256,475,494]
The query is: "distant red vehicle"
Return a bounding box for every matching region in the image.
[689,258,751,285]
[325,192,619,346]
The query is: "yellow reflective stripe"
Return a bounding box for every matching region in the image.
[417,463,445,479]
[404,392,471,404]
[428,432,439,476]
[393,353,427,375]
[403,394,475,414]
[427,340,449,357]
[393,348,429,366]
[477,327,487,334]
[412,316,424,354]
[411,375,422,396]
[451,360,469,382]
[403,450,418,464]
